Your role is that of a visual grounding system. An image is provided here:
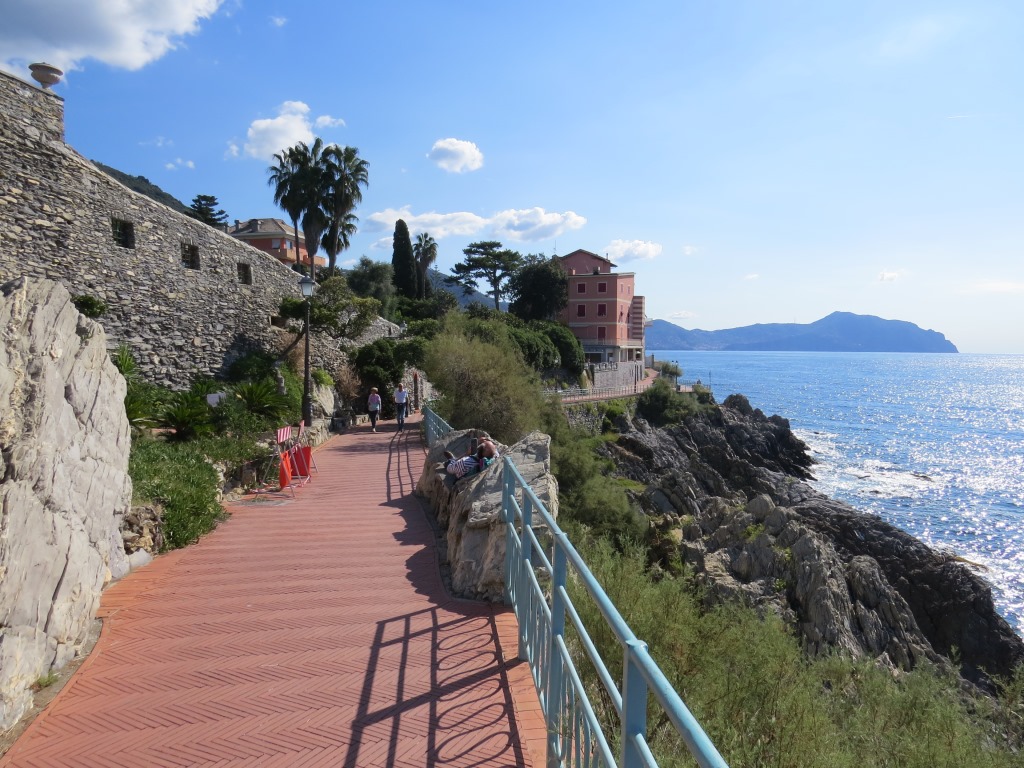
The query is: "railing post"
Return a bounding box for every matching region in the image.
[622,640,649,767]
[518,487,534,662]
[546,533,568,767]
[502,462,514,605]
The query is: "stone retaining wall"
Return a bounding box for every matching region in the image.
[0,69,349,389]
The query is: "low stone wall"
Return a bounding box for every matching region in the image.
[416,429,558,601]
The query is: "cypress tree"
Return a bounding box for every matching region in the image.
[391,219,417,299]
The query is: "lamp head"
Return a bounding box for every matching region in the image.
[299,275,316,298]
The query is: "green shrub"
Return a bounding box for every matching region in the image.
[72,294,107,318]
[423,316,545,444]
[637,378,709,426]
[560,534,1022,767]
[130,438,224,548]
[226,351,277,382]
[158,392,214,441]
[311,368,334,388]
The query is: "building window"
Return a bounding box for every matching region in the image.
[598,326,607,340]
[576,305,586,318]
[598,282,607,293]
[271,239,281,249]
[111,218,135,249]
[181,243,200,270]
[576,283,586,294]
[237,263,253,285]
[597,303,607,317]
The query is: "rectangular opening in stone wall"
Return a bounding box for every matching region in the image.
[270,315,288,328]
[237,263,253,285]
[111,218,135,249]
[181,243,200,269]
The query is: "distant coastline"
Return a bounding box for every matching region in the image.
[647,311,958,353]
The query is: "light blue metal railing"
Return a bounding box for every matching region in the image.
[422,406,728,768]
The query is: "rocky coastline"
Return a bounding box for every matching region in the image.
[602,394,1023,689]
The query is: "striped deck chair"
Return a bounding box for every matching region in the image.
[277,424,309,489]
[297,421,319,473]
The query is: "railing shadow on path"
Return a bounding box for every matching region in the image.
[337,422,531,767]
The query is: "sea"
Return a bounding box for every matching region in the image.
[655,351,1024,634]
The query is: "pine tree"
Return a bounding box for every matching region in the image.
[188,194,228,227]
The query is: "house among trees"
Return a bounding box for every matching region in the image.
[558,249,648,368]
[228,218,325,269]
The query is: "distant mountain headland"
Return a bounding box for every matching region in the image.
[647,312,958,353]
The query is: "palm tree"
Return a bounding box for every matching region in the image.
[413,232,438,299]
[267,146,308,270]
[321,145,369,272]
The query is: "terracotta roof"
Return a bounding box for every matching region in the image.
[228,217,304,242]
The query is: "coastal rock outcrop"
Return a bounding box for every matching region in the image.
[0,277,132,729]
[607,395,1023,687]
[417,429,558,601]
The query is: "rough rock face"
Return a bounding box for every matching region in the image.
[607,395,1024,688]
[417,430,558,601]
[0,277,132,729]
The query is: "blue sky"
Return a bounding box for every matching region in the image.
[3,1,1022,352]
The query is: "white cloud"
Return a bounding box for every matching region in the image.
[365,205,585,243]
[164,157,194,171]
[878,270,903,282]
[140,136,173,148]
[314,115,346,129]
[366,207,487,239]
[270,16,287,27]
[0,0,223,75]
[743,273,760,281]
[242,101,346,160]
[682,245,698,257]
[243,101,315,160]
[225,140,240,159]
[492,208,585,242]
[428,138,484,173]
[670,310,697,320]
[604,239,662,263]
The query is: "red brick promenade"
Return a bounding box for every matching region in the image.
[2,414,545,767]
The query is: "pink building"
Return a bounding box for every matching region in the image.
[227,218,325,269]
[558,249,647,365]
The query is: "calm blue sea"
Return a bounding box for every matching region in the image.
[656,351,1024,633]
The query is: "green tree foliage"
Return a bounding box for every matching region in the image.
[158,392,215,441]
[508,256,569,321]
[278,275,379,342]
[413,231,438,299]
[319,144,369,272]
[268,139,369,274]
[346,256,396,318]
[391,219,417,299]
[352,338,405,417]
[449,240,524,310]
[422,315,544,444]
[187,194,228,227]
[537,321,585,375]
[636,378,710,426]
[394,292,456,322]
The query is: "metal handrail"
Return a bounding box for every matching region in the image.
[422,406,727,767]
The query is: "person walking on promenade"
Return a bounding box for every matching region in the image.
[367,387,382,432]
[394,383,408,431]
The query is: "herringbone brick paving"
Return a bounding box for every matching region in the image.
[2,415,545,767]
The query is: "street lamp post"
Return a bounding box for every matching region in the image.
[299,275,316,426]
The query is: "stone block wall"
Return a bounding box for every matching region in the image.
[0,69,346,389]
[589,359,645,390]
